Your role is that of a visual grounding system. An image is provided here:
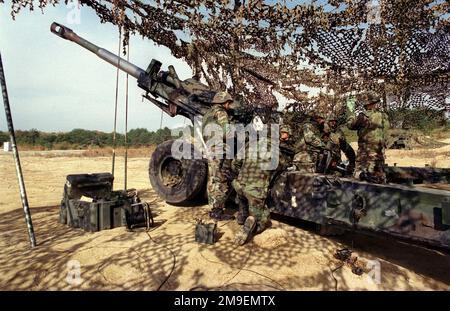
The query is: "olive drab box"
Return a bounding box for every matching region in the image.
[195,220,217,244]
[65,173,114,200]
[67,199,101,232]
[59,173,114,226]
[59,173,150,232]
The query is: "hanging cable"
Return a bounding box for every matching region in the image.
[124,42,129,190]
[111,26,122,177]
[159,110,164,130]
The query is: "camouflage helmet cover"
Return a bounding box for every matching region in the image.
[280,124,292,135]
[212,91,233,104]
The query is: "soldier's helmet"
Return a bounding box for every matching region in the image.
[280,124,292,136]
[363,91,381,106]
[212,91,233,104]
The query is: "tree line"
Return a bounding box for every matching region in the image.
[0,128,179,150]
[1,117,448,150]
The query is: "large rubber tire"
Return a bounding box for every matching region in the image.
[149,140,207,204]
[317,224,346,236]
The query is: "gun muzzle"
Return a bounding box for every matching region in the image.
[50,22,145,79]
[51,23,76,41]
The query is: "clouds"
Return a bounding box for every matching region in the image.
[0,4,192,132]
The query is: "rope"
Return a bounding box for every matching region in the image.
[159,110,164,130]
[143,202,154,231]
[329,263,344,291]
[197,242,286,291]
[145,231,176,291]
[111,26,122,177]
[127,204,154,231]
[124,42,129,190]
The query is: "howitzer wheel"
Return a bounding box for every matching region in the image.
[149,140,207,204]
[317,224,346,236]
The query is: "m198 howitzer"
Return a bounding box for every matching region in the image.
[52,23,450,250]
[51,21,244,205]
[51,22,215,121]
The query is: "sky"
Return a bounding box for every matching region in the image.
[0,2,191,132]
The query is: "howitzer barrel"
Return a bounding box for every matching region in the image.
[51,22,145,79]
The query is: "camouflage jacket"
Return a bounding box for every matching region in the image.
[202,104,232,155]
[294,119,326,154]
[323,124,356,167]
[346,109,390,156]
[278,139,294,169]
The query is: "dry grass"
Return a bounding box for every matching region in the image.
[16,144,48,151]
[16,145,156,158]
[81,146,156,158]
[12,147,157,159]
[396,148,450,159]
[385,143,450,168]
[429,127,450,140]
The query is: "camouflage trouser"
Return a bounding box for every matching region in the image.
[293,151,318,173]
[231,158,244,179]
[355,148,386,183]
[232,158,273,233]
[207,158,232,209]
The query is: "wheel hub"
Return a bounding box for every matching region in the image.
[160,157,184,187]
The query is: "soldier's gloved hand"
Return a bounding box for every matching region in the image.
[346,96,356,113]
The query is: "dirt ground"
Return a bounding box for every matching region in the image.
[0,145,449,291]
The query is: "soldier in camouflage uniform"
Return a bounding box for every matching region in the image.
[293,112,328,173]
[346,91,390,183]
[322,113,356,175]
[202,91,235,221]
[233,123,293,245]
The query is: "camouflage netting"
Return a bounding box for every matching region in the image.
[4,0,450,127]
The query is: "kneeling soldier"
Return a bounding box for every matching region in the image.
[233,124,293,245]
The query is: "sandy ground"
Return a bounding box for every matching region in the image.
[0,147,449,291]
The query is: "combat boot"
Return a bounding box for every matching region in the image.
[236,211,249,225]
[209,208,235,221]
[234,216,256,246]
[255,219,272,234]
[236,199,249,225]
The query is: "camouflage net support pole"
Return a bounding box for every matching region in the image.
[124,44,129,191]
[0,51,36,248]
